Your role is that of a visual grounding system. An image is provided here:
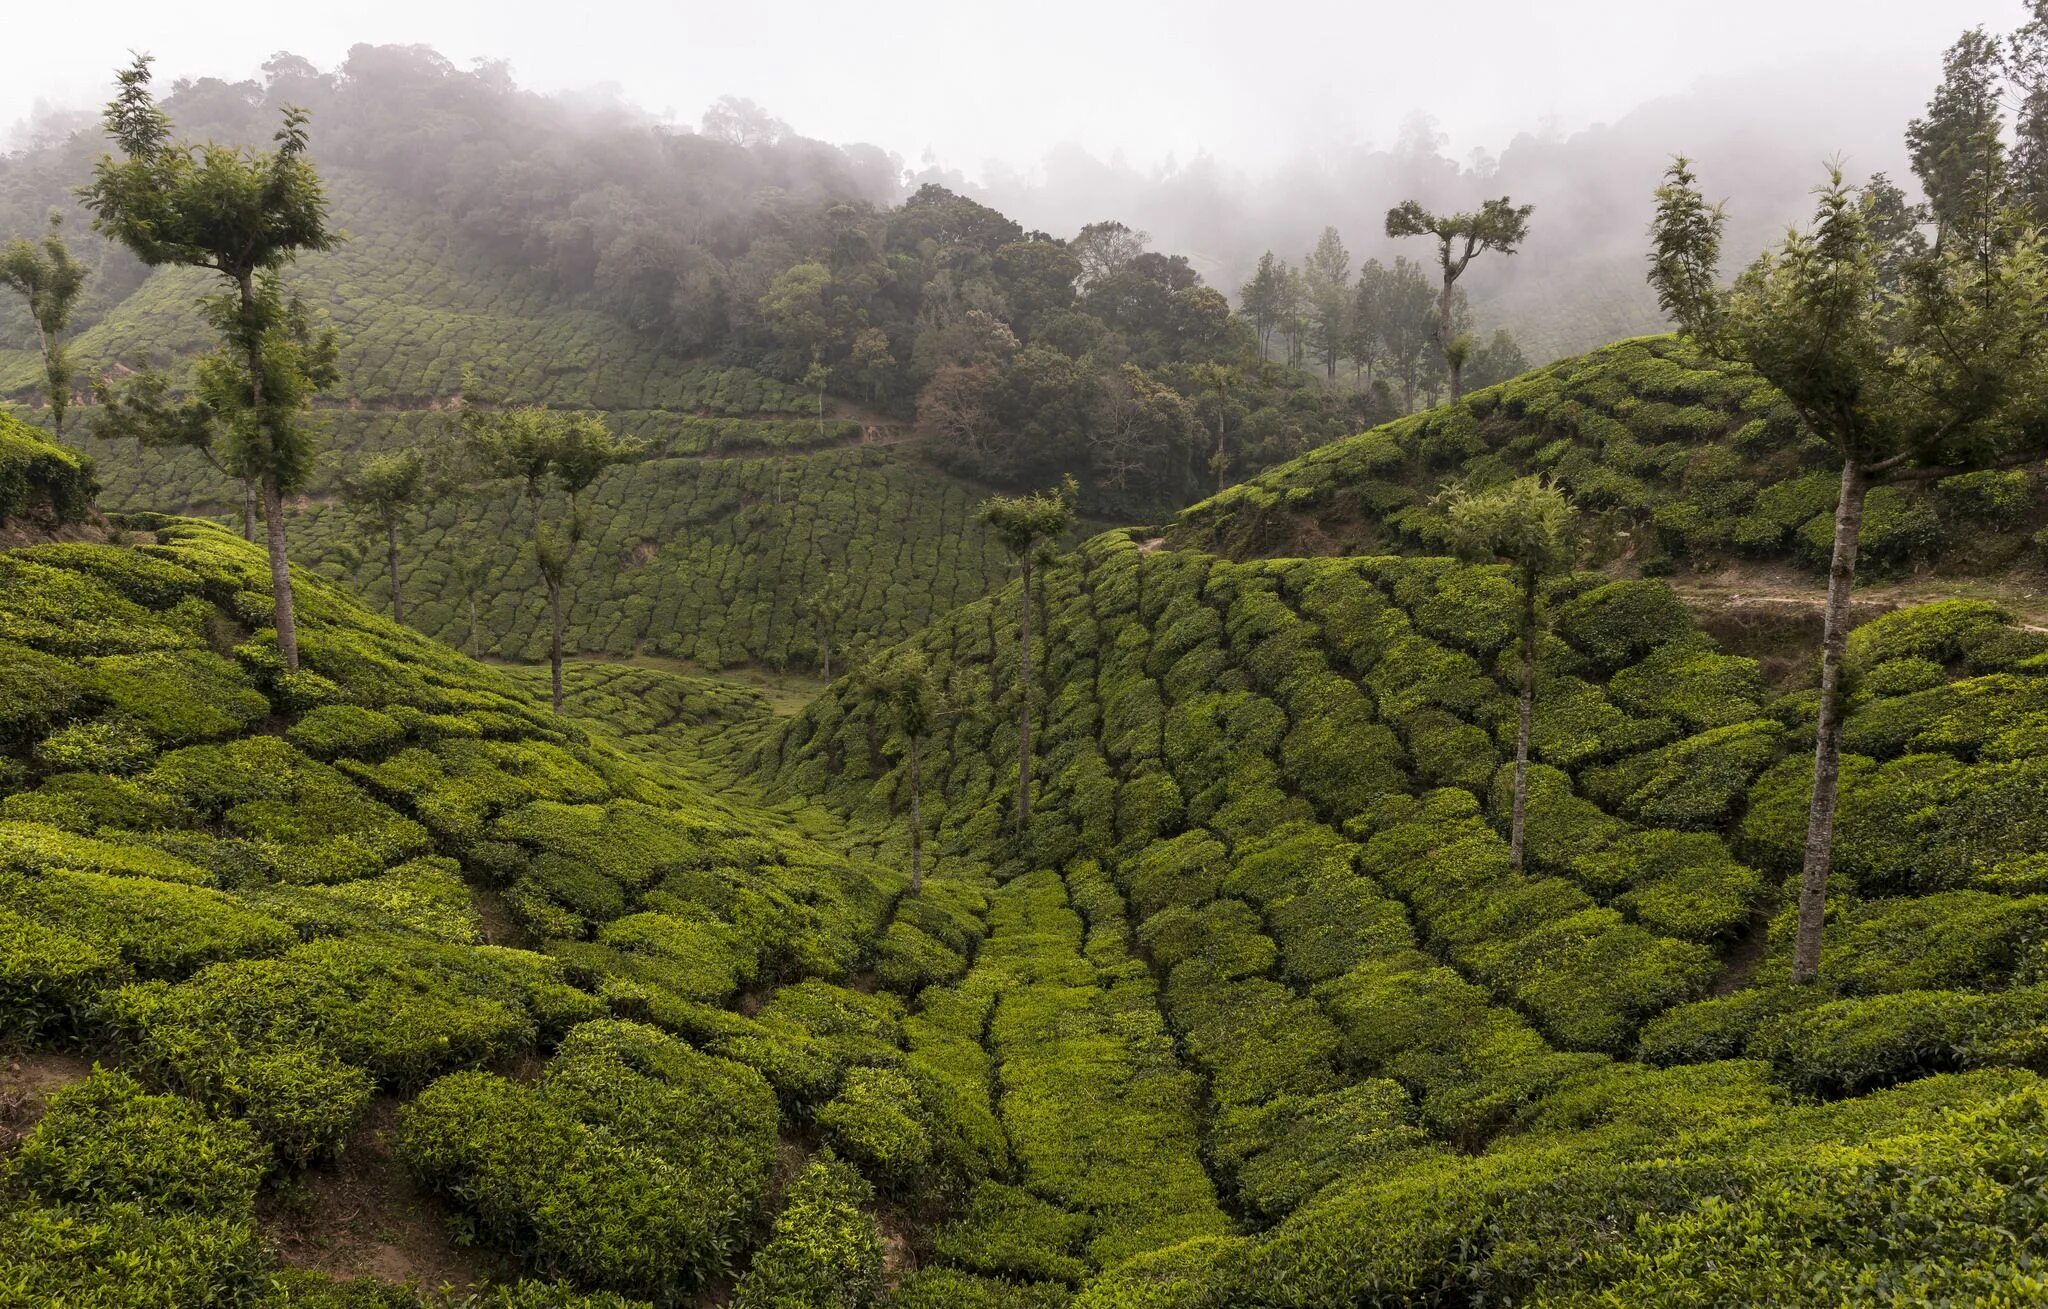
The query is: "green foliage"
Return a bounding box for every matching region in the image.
[0,410,94,524]
[401,1020,779,1297]
[732,1157,885,1309]
[6,1069,267,1214]
[935,1181,1093,1286]
[819,1067,934,1187]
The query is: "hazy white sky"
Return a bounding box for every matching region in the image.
[1,0,2024,172]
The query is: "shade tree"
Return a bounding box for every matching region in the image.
[467,405,645,711]
[1439,475,1580,871]
[1649,158,2048,984]
[1301,227,1352,380]
[0,215,88,434]
[82,54,339,672]
[860,646,947,894]
[337,447,429,625]
[1385,197,1534,403]
[977,475,1078,828]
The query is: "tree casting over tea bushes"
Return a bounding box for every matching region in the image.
[83,55,339,671]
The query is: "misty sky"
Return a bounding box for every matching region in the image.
[2,0,2025,175]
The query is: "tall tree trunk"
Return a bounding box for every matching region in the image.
[242,480,258,543]
[467,594,479,659]
[1792,459,1867,984]
[1214,409,1227,495]
[33,324,63,435]
[908,732,923,895]
[386,520,404,625]
[548,577,565,714]
[1439,281,1463,404]
[239,272,298,670]
[262,473,300,672]
[1511,571,1536,872]
[1016,554,1033,829]
[1403,375,1417,413]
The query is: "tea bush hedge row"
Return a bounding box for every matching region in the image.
[3,174,807,413]
[0,521,923,1295]
[0,409,94,526]
[1166,334,2048,580]
[400,1019,779,1296]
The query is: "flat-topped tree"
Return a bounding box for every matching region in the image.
[978,475,1078,829]
[1439,476,1579,872]
[467,405,643,713]
[0,215,87,435]
[1650,157,2048,984]
[1385,197,1532,403]
[861,646,947,894]
[338,448,428,625]
[82,54,338,672]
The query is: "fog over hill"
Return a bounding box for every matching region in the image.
[2,0,2019,361]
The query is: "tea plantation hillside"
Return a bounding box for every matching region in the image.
[0,173,818,413]
[0,516,1046,1305]
[759,525,2048,1304]
[287,444,1026,674]
[1170,334,2048,586]
[0,167,1030,672]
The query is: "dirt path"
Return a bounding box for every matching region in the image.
[1666,560,2048,630]
[0,1050,94,1156]
[259,1095,502,1291]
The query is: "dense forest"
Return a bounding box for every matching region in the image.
[9,5,2048,1309]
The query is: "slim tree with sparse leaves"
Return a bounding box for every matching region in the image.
[862,646,946,894]
[1439,476,1578,872]
[0,215,88,434]
[800,567,853,681]
[1651,160,2048,984]
[1189,362,1237,494]
[978,475,1078,828]
[338,448,429,625]
[82,55,338,672]
[468,406,644,711]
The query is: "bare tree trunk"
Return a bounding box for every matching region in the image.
[386,520,404,625]
[33,324,63,435]
[548,577,565,714]
[1402,375,1417,413]
[239,272,298,671]
[1792,459,1866,983]
[1016,554,1033,829]
[908,732,923,895]
[1511,571,1536,872]
[1439,280,1464,404]
[467,594,479,659]
[1214,410,1227,495]
[242,480,258,543]
[262,473,300,672]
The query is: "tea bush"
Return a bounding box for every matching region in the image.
[401,1020,778,1296]
[732,1156,884,1309]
